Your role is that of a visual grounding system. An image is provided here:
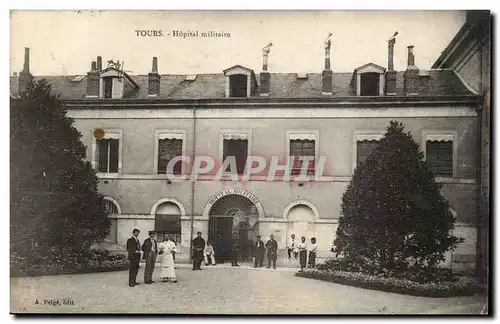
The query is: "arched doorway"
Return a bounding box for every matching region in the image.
[154,202,182,244]
[286,203,316,242]
[208,194,259,263]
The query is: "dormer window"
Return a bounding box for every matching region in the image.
[98,67,139,99]
[351,63,386,96]
[223,65,258,98]
[230,74,247,98]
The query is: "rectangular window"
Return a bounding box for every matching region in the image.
[223,139,248,174]
[103,77,113,99]
[356,140,379,168]
[157,138,183,175]
[96,138,119,173]
[426,140,453,177]
[290,139,315,175]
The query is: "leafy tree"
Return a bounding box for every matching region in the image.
[10,79,110,258]
[334,121,462,278]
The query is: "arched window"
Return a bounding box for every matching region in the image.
[155,202,182,244]
[103,197,120,244]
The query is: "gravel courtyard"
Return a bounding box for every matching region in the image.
[10,264,486,314]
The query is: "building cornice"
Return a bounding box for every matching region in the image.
[61,95,481,110]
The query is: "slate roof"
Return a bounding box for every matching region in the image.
[10,69,474,100]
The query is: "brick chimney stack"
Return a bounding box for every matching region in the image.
[86,60,99,97]
[97,56,102,71]
[148,57,161,97]
[18,47,34,94]
[403,45,420,95]
[260,42,272,96]
[385,32,398,95]
[322,33,333,95]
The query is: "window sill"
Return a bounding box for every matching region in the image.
[97,173,120,179]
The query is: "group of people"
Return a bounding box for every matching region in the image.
[287,234,317,271]
[126,229,318,286]
[190,232,280,270]
[126,229,177,287]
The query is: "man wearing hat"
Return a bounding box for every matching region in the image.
[126,228,142,287]
[142,230,158,284]
[192,231,206,271]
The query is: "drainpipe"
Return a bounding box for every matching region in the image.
[475,101,483,282]
[189,101,197,262]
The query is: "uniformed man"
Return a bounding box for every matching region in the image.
[265,234,278,269]
[192,231,206,271]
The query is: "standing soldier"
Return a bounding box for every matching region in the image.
[265,234,278,269]
[253,235,265,268]
[230,238,240,267]
[192,231,206,271]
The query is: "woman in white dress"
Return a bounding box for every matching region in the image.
[159,235,177,283]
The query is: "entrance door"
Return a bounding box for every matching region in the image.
[209,216,233,262]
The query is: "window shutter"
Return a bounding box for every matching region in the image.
[108,139,119,173]
[97,139,109,172]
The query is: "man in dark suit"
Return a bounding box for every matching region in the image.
[253,235,265,268]
[265,234,278,269]
[230,239,240,267]
[192,231,205,271]
[141,231,158,284]
[127,228,142,287]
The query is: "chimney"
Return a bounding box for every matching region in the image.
[322,33,333,95]
[404,45,420,95]
[96,56,102,71]
[86,60,99,97]
[18,47,34,94]
[385,32,397,95]
[148,57,161,97]
[260,43,272,96]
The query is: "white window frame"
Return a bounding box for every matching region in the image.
[422,130,458,179]
[219,129,253,175]
[224,66,253,98]
[355,64,386,96]
[91,129,123,178]
[286,130,320,174]
[352,131,385,173]
[99,69,126,99]
[153,129,187,175]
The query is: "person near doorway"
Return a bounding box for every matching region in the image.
[265,234,278,269]
[159,235,177,283]
[141,231,158,284]
[253,235,265,268]
[297,236,308,271]
[308,237,318,268]
[126,228,142,287]
[230,239,240,267]
[192,231,205,271]
[287,234,298,260]
[204,241,216,266]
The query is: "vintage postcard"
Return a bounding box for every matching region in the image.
[9,10,490,315]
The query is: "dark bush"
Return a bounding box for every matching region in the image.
[10,249,128,277]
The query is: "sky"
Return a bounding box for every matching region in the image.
[10,10,466,76]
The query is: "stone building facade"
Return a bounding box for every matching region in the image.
[432,10,491,280]
[11,29,484,270]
